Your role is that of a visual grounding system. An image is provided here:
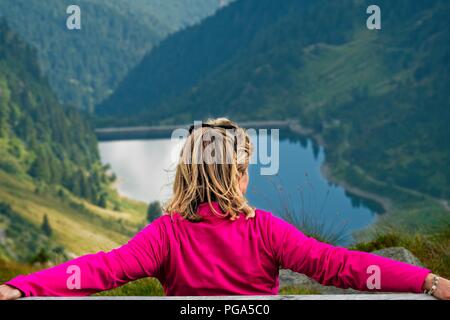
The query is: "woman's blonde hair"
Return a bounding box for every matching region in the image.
[164,118,255,221]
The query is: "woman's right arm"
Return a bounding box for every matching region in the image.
[0,219,168,299]
[266,212,450,298]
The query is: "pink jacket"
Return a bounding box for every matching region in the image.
[6,202,430,296]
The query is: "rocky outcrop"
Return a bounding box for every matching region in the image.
[279,247,423,294]
[371,247,423,267]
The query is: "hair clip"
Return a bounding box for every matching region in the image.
[188,123,239,153]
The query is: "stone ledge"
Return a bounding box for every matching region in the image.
[21,294,435,300]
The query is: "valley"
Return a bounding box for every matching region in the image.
[0,0,449,295]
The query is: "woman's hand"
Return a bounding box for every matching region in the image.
[0,284,22,300]
[423,274,450,300]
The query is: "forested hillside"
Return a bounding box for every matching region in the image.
[0,20,147,263]
[96,0,303,121]
[96,0,450,202]
[119,0,232,33]
[0,19,108,204]
[0,0,225,110]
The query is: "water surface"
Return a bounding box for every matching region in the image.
[99,133,380,243]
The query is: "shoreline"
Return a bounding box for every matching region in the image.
[287,121,391,214]
[97,119,390,215]
[320,163,392,214]
[95,120,293,141]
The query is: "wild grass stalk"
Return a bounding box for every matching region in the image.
[260,175,350,246]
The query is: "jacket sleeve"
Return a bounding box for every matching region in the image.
[5,218,168,297]
[268,214,430,293]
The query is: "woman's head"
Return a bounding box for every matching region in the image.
[164,118,255,221]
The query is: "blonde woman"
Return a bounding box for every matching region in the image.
[1,118,449,299]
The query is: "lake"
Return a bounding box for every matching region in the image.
[98,131,382,244]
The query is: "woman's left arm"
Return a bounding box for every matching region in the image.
[268,214,450,299]
[422,273,450,300]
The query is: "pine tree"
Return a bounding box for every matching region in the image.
[97,192,108,208]
[29,146,51,182]
[41,214,52,237]
[147,201,162,223]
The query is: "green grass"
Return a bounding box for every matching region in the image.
[279,286,319,295]
[0,260,36,284]
[0,169,160,295]
[95,278,164,296]
[0,170,147,258]
[295,30,390,110]
[352,215,450,279]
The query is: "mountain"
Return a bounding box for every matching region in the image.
[118,0,233,33]
[0,20,147,263]
[96,0,450,202]
[96,0,304,121]
[0,0,226,111]
[0,19,108,204]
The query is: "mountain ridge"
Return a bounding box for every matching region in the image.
[95,0,450,203]
[0,20,147,263]
[0,0,226,110]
